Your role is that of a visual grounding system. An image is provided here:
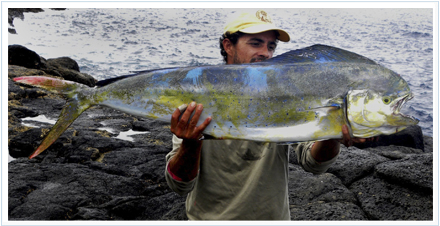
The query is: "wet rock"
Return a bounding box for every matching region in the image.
[8,8,44,27]
[423,135,433,152]
[160,201,188,220]
[8,101,39,118]
[8,65,49,80]
[364,145,424,160]
[8,78,26,100]
[19,93,65,119]
[132,118,170,132]
[8,161,150,220]
[327,146,389,186]
[95,118,134,132]
[8,45,44,69]
[290,202,367,220]
[44,57,96,86]
[350,175,432,220]
[70,207,111,220]
[289,164,357,205]
[67,130,134,162]
[47,57,80,72]
[8,45,96,86]
[375,153,433,192]
[8,8,65,34]
[9,128,47,158]
[288,164,367,220]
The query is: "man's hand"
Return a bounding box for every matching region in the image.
[170,101,211,141]
[339,124,378,147]
[168,101,211,181]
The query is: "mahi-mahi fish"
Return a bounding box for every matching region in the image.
[13,44,419,159]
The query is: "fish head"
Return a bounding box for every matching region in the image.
[346,89,419,138]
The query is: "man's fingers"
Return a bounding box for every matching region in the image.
[195,117,212,134]
[171,106,184,130]
[171,103,189,132]
[187,104,203,131]
[339,124,379,147]
[178,104,188,113]
[353,138,366,143]
[177,101,196,129]
[341,125,349,144]
[341,125,353,147]
[193,117,212,140]
[171,101,211,141]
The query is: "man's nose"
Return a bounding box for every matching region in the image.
[258,46,272,58]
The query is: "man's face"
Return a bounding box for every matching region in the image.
[227,31,278,64]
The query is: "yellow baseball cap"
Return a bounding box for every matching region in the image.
[224,10,290,42]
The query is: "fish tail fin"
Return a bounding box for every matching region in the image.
[29,100,87,159]
[13,76,95,159]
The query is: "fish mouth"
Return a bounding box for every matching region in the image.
[391,93,419,123]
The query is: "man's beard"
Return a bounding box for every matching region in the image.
[232,53,244,64]
[250,56,268,63]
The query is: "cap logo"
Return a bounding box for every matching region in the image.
[256,10,272,23]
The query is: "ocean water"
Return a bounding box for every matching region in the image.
[9,8,434,137]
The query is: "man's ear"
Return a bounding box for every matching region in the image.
[222,38,234,57]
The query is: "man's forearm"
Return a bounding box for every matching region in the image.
[168,139,203,181]
[310,140,340,163]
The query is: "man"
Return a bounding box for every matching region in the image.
[165,10,370,220]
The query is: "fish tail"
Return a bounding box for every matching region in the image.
[13,76,94,159]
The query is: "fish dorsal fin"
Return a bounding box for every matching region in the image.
[96,73,141,87]
[256,44,378,65]
[95,67,181,87]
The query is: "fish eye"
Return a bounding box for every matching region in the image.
[382,97,392,105]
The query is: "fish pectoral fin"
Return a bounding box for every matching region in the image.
[307,103,341,112]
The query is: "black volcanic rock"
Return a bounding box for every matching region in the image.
[8,45,44,69]
[8,45,96,86]
[8,8,44,27]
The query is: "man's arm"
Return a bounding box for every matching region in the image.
[296,124,378,174]
[168,102,211,181]
[310,124,378,163]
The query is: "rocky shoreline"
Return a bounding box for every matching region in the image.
[8,45,433,220]
[8,8,65,34]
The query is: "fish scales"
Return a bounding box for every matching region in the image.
[13,44,418,159]
[95,62,408,140]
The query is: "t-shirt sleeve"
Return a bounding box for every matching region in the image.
[294,141,339,174]
[164,135,197,196]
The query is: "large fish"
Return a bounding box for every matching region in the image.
[13,44,418,159]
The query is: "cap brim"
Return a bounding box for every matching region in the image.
[240,24,290,42]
